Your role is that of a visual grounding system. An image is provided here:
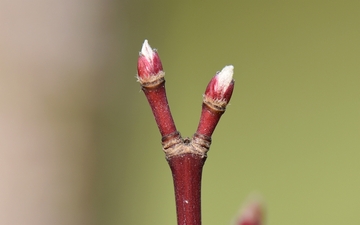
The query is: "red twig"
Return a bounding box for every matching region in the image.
[137,40,235,225]
[196,65,235,138]
[137,40,177,137]
[168,154,206,225]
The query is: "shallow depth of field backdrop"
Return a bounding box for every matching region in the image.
[1,1,359,225]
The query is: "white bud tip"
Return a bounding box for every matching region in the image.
[216,65,234,93]
[141,39,154,61]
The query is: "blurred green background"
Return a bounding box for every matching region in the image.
[1,1,359,225]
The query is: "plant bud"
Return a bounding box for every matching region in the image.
[204,65,235,110]
[137,39,163,79]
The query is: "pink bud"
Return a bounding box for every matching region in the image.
[195,65,235,137]
[235,199,264,225]
[204,65,234,105]
[137,40,163,79]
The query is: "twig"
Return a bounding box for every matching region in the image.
[137,40,235,225]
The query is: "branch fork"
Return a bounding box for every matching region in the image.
[137,39,235,225]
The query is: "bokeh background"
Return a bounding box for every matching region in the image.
[1,1,359,225]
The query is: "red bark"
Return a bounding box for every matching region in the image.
[168,153,206,225]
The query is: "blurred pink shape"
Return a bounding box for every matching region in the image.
[235,198,264,225]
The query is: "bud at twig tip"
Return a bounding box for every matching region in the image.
[203,65,235,110]
[137,39,164,85]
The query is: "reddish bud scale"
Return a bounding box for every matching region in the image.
[137,50,163,78]
[204,77,234,106]
[168,153,206,225]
